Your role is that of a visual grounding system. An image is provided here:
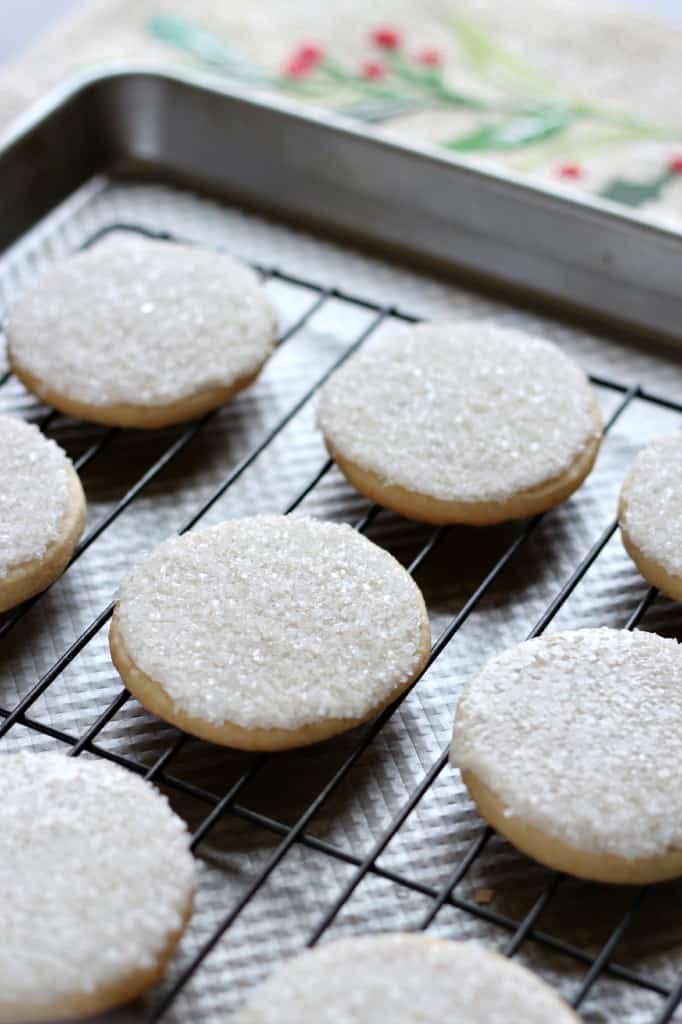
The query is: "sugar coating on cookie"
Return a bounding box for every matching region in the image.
[0,752,195,1016]
[115,516,428,731]
[620,433,682,577]
[0,415,71,576]
[452,628,682,860]
[318,322,599,503]
[235,934,578,1023]
[7,237,277,407]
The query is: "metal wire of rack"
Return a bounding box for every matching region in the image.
[1,220,682,1023]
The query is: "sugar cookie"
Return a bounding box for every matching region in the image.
[110,516,431,751]
[0,414,86,612]
[0,752,195,1022]
[619,433,682,601]
[318,322,602,525]
[7,237,277,428]
[234,933,579,1023]
[452,628,682,883]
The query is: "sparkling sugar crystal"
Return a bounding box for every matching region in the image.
[318,322,599,503]
[0,752,195,1005]
[452,628,682,859]
[116,516,427,730]
[0,415,70,576]
[7,236,278,407]
[235,934,578,1023]
[621,432,682,577]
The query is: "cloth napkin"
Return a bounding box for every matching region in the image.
[2,0,682,228]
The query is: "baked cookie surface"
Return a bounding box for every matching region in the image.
[318,322,601,524]
[110,516,431,750]
[0,752,195,1022]
[619,433,682,600]
[451,627,682,883]
[0,414,85,612]
[7,237,277,428]
[234,933,579,1023]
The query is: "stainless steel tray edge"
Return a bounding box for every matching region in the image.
[1,67,682,345]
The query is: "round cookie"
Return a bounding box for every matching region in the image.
[619,433,682,601]
[6,236,278,428]
[318,322,602,525]
[110,516,431,751]
[0,751,195,1022]
[451,628,682,884]
[234,933,579,1023]
[0,414,86,612]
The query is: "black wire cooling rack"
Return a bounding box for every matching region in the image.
[2,220,682,1023]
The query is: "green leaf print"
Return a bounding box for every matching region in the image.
[444,107,576,152]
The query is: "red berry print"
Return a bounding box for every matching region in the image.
[362,60,386,80]
[283,43,323,78]
[557,163,583,180]
[371,27,401,50]
[416,48,443,67]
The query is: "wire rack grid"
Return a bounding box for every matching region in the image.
[2,212,682,1024]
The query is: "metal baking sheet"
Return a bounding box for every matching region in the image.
[3,69,682,345]
[1,72,682,1024]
